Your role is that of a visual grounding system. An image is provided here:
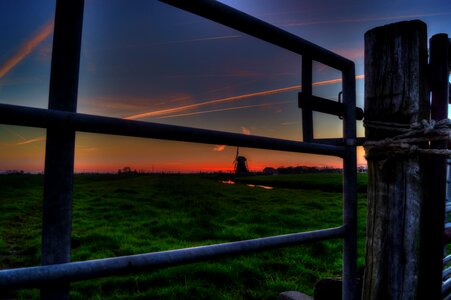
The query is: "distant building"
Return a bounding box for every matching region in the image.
[358,166,368,173]
[234,147,249,175]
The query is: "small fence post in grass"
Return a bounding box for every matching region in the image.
[363,20,429,299]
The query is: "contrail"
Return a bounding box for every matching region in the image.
[123,86,300,120]
[0,21,54,78]
[125,35,241,49]
[124,75,364,120]
[157,101,292,119]
[16,136,46,145]
[0,125,26,141]
[150,35,241,46]
[9,75,364,145]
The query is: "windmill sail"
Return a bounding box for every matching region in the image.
[234,146,249,175]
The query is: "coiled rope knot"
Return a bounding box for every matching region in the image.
[363,119,451,161]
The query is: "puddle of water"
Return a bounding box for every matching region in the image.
[221,180,273,190]
[221,180,235,184]
[257,185,273,190]
[247,184,274,190]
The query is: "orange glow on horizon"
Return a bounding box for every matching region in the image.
[73,162,236,173]
[72,156,346,174]
[0,21,54,78]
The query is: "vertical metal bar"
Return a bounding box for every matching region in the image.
[41,0,84,299]
[342,65,357,300]
[419,33,449,300]
[302,56,313,142]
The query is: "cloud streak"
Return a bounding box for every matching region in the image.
[0,125,26,141]
[213,145,226,152]
[241,127,251,135]
[125,75,364,120]
[123,86,300,120]
[127,35,241,49]
[16,136,46,145]
[282,12,451,27]
[0,21,54,79]
[157,101,291,119]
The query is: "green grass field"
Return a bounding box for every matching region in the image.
[0,173,367,299]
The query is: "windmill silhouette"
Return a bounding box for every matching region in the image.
[234,147,249,175]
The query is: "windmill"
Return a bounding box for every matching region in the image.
[234,147,249,175]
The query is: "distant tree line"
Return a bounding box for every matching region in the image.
[117,166,140,175]
[2,170,26,175]
[262,166,342,175]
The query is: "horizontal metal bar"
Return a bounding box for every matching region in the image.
[0,103,345,157]
[0,226,345,289]
[159,0,353,71]
[310,137,365,147]
[312,138,346,146]
[298,93,364,120]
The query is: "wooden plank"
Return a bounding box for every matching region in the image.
[363,20,428,300]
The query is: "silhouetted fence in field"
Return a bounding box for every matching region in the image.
[0,0,360,299]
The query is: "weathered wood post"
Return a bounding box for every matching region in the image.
[363,21,429,299]
[417,33,449,300]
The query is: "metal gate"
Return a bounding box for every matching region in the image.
[0,0,360,299]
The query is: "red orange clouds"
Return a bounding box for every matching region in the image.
[0,21,54,79]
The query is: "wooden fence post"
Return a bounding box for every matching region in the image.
[363,20,429,299]
[417,33,449,300]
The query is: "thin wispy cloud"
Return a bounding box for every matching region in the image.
[213,145,226,152]
[129,35,241,48]
[282,12,451,27]
[123,86,300,120]
[0,21,54,79]
[241,127,251,135]
[0,125,26,141]
[16,136,46,145]
[125,75,364,120]
[328,48,365,61]
[281,121,299,126]
[77,146,98,152]
[157,101,291,119]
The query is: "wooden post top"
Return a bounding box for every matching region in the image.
[364,20,428,141]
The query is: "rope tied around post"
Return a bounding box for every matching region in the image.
[364,119,451,161]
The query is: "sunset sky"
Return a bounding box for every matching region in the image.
[0,0,450,173]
